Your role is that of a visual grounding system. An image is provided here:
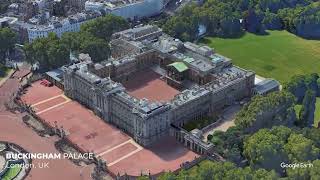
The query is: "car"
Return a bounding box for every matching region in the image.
[40,79,53,87]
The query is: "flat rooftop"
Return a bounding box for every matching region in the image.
[122,69,180,102]
[88,0,144,9]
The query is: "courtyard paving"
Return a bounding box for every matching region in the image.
[122,69,180,102]
[0,68,94,180]
[21,80,199,176]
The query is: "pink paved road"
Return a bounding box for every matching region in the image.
[0,67,94,180]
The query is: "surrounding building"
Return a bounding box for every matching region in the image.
[253,79,280,95]
[7,1,39,21]
[26,10,101,42]
[61,25,256,152]
[85,0,168,20]
[67,0,87,10]
[0,17,18,28]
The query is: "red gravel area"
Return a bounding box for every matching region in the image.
[22,82,130,154]
[101,143,138,164]
[122,70,180,102]
[32,96,67,112]
[0,68,94,180]
[21,81,63,105]
[38,101,130,154]
[0,112,94,180]
[108,137,199,176]
[21,82,198,177]
[12,69,30,79]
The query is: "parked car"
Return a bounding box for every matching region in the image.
[40,79,53,87]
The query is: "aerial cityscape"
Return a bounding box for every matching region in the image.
[0,0,319,179]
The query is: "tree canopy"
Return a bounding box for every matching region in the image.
[162,0,320,41]
[234,91,296,132]
[0,0,10,14]
[157,161,278,180]
[24,14,129,69]
[244,126,319,173]
[0,28,17,63]
[24,33,68,70]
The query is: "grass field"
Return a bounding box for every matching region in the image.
[183,116,218,131]
[200,31,320,83]
[294,97,320,127]
[2,164,22,180]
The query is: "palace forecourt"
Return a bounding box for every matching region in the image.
[21,79,198,176]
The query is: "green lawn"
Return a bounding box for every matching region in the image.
[183,116,218,131]
[294,104,302,118]
[200,31,320,83]
[2,164,22,180]
[294,97,320,127]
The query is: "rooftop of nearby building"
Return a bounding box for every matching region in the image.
[86,0,144,9]
[254,79,280,95]
[27,11,101,31]
[168,62,189,73]
[46,68,64,82]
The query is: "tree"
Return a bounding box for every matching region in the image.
[158,172,176,180]
[317,78,320,96]
[310,160,320,179]
[60,32,81,52]
[252,168,278,179]
[243,128,288,173]
[287,159,320,179]
[284,133,319,162]
[157,161,279,180]
[163,0,319,40]
[80,14,129,41]
[301,127,320,148]
[244,9,266,34]
[80,36,110,63]
[207,134,213,141]
[263,9,282,30]
[209,127,245,164]
[278,2,320,39]
[24,33,69,70]
[59,14,128,63]
[0,0,10,14]
[137,176,149,180]
[298,89,316,127]
[0,28,17,63]
[287,166,310,180]
[235,91,296,133]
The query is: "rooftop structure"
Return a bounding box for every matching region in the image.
[85,0,166,19]
[0,17,18,28]
[253,79,280,95]
[26,10,101,42]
